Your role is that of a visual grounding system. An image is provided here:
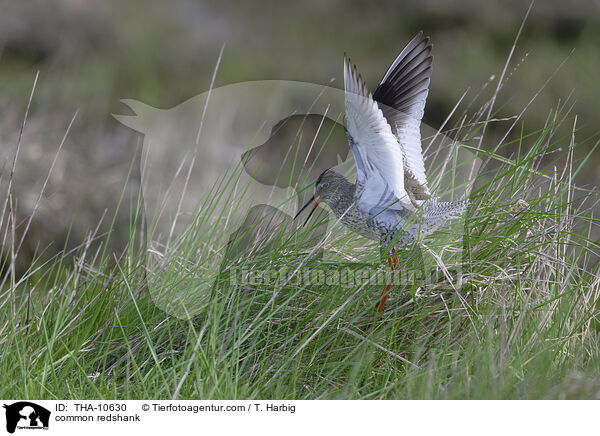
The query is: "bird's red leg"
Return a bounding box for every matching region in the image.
[376,248,397,312]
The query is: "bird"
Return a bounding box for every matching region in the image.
[294,31,468,311]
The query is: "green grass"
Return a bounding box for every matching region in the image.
[1,73,599,400]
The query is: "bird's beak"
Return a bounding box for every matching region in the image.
[294,195,322,227]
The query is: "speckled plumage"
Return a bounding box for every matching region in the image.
[314,169,467,250]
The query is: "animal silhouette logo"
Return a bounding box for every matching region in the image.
[3,402,50,433]
[115,81,351,317]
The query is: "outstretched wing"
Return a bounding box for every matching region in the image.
[344,55,409,213]
[373,31,433,202]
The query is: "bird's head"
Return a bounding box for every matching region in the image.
[314,168,348,203]
[294,168,349,225]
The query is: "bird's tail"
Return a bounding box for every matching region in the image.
[422,197,469,219]
[414,197,469,237]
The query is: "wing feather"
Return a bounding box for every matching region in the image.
[373,32,433,202]
[344,55,409,212]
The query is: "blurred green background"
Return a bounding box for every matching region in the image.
[1,0,598,263]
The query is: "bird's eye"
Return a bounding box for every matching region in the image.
[321,183,329,189]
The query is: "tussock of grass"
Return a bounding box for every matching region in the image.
[1,37,600,400]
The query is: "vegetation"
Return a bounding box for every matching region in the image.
[1,3,599,400]
[1,75,598,400]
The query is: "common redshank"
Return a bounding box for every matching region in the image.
[295,32,468,311]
